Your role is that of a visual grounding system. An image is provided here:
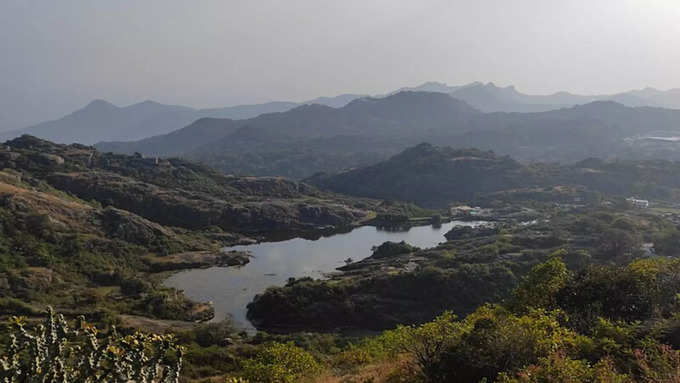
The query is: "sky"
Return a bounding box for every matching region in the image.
[1,0,679,130]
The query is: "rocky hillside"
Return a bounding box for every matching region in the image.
[2,135,378,235]
[0,135,390,324]
[0,156,226,322]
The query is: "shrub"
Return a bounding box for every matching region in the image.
[498,352,630,383]
[371,241,420,259]
[385,311,460,381]
[0,307,183,382]
[192,320,236,347]
[182,344,237,378]
[333,327,406,369]
[392,306,583,382]
[633,344,680,383]
[0,298,41,316]
[434,306,582,382]
[556,259,680,332]
[241,342,320,383]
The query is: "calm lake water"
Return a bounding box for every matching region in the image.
[164,221,482,331]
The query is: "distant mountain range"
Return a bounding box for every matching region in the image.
[0,94,364,145]
[4,82,680,146]
[97,91,680,179]
[404,81,680,113]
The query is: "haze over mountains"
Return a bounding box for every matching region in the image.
[403,81,680,113]
[0,94,364,145]
[96,89,680,179]
[4,82,680,147]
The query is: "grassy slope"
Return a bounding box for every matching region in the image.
[0,135,400,326]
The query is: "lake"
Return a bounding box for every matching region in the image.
[164,221,483,331]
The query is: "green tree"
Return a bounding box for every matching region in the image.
[387,311,460,381]
[434,306,582,382]
[241,342,319,383]
[389,306,583,382]
[510,251,570,312]
[598,228,641,260]
[653,228,680,257]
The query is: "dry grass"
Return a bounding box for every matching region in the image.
[0,181,96,233]
[311,356,417,383]
[118,314,198,333]
[0,182,92,210]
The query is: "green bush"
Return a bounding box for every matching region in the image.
[386,311,460,381]
[241,342,320,383]
[389,306,584,382]
[498,353,629,383]
[371,241,420,258]
[510,251,570,312]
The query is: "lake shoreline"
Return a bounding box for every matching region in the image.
[163,220,478,332]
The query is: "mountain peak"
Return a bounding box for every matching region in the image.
[464,81,484,87]
[85,99,117,109]
[571,100,629,113]
[123,99,167,111]
[396,142,438,159]
[346,90,469,109]
[138,100,162,106]
[397,81,457,94]
[6,134,62,151]
[581,100,626,108]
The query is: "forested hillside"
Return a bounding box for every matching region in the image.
[309,143,680,208]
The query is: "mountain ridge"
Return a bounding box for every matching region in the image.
[97,91,680,179]
[0,94,364,145]
[5,82,680,146]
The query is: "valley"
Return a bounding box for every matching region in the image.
[4,135,680,382]
[0,135,417,325]
[6,3,680,381]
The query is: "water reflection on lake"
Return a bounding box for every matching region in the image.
[164,221,482,331]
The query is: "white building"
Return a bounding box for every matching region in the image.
[626,197,649,209]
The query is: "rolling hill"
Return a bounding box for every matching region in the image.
[307,142,680,208]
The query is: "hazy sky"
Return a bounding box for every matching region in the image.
[1,0,679,130]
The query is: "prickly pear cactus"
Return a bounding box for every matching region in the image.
[0,307,183,383]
